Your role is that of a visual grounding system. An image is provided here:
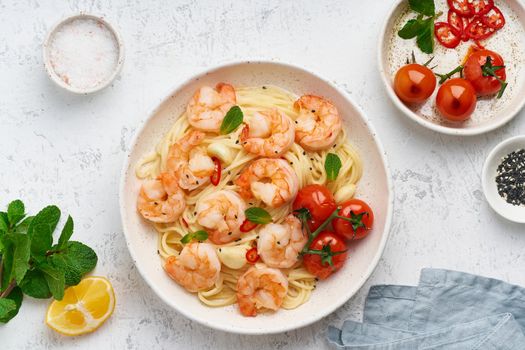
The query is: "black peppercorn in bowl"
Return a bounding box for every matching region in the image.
[482,135,525,223]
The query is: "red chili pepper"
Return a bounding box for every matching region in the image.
[246,247,259,264]
[448,10,464,34]
[461,17,471,41]
[181,218,189,228]
[435,22,461,49]
[467,0,494,16]
[240,219,258,232]
[465,16,495,40]
[210,157,221,186]
[482,6,505,30]
[447,0,472,17]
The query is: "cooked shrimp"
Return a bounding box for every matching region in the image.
[186,83,236,133]
[137,173,185,223]
[257,215,307,268]
[235,158,298,208]
[239,109,295,157]
[195,190,246,244]
[294,95,342,151]
[166,130,215,191]
[236,264,288,316]
[164,242,221,292]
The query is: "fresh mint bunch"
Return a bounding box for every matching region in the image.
[0,200,97,323]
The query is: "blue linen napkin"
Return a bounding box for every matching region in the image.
[327,269,525,349]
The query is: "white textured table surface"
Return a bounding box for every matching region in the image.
[1,0,524,349]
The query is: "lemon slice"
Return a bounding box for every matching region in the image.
[46,276,115,336]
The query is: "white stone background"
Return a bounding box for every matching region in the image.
[0,0,524,349]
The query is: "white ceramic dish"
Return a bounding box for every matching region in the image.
[379,0,525,135]
[119,61,394,334]
[482,135,525,223]
[43,14,124,94]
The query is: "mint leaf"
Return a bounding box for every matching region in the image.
[245,207,272,225]
[0,212,8,233]
[48,241,97,286]
[325,153,342,181]
[416,20,434,54]
[0,298,16,323]
[180,233,193,244]
[39,263,65,300]
[398,18,426,39]
[13,216,33,235]
[28,206,60,257]
[0,233,31,286]
[19,269,51,299]
[220,106,243,134]
[7,200,25,227]
[0,287,23,323]
[57,216,74,249]
[193,230,208,242]
[409,0,435,16]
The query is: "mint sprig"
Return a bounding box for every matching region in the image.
[180,230,209,244]
[398,0,439,54]
[245,207,272,225]
[325,153,342,181]
[0,200,98,323]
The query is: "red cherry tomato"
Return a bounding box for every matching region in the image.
[240,219,258,232]
[435,22,461,48]
[303,231,348,280]
[246,247,260,264]
[448,0,471,17]
[393,64,437,104]
[332,199,374,241]
[292,185,337,231]
[465,16,495,40]
[463,49,506,96]
[210,157,221,186]
[467,0,494,16]
[482,6,505,30]
[436,78,477,122]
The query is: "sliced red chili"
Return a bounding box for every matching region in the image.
[448,10,464,34]
[246,247,259,263]
[461,17,471,41]
[210,157,221,186]
[240,219,258,232]
[467,0,494,16]
[482,6,505,30]
[447,0,472,17]
[435,22,461,49]
[465,16,495,40]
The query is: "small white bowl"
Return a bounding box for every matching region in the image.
[482,135,525,223]
[43,14,124,94]
[378,0,525,135]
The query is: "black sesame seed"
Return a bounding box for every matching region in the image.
[496,148,525,206]
[186,174,189,178]
[235,215,238,219]
[303,151,306,155]
[310,158,314,161]
[157,250,160,254]
[295,121,298,124]
[219,248,222,252]
[228,171,231,175]
[228,232,232,235]
[235,140,239,144]
[333,144,337,148]
[196,180,199,184]
[256,236,259,239]
[277,241,280,245]
[194,212,197,215]
[262,86,267,89]
[309,167,313,171]
[275,151,278,154]
[311,109,316,113]
[235,238,241,242]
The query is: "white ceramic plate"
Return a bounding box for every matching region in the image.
[119,61,393,334]
[482,135,525,223]
[379,0,525,135]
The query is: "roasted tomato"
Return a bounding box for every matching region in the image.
[394,64,437,104]
[303,231,348,280]
[436,78,477,121]
[332,199,374,240]
[463,49,506,96]
[293,185,337,231]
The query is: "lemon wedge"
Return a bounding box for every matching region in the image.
[46,276,115,336]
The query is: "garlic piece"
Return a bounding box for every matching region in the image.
[207,143,234,165]
[216,244,250,269]
[334,184,356,203]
